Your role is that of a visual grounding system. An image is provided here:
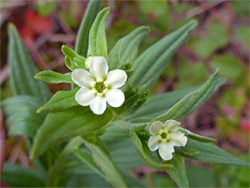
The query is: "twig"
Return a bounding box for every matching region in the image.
[186,0,226,18]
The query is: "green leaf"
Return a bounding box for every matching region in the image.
[37,87,79,112]
[31,107,113,158]
[7,24,50,103]
[74,149,105,177]
[108,26,150,70]
[62,45,86,70]
[87,7,109,60]
[167,154,189,188]
[81,136,127,187]
[179,128,216,143]
[75,0,102,56]
[47,137,84,187]
[156,70,219,122]
[2,162,45,187]
[184,138,250,167]
[130,127,173,170]
[1,96,44,137]
[35,71,73,84]
[126,77,225,123]
[128,20,197,90]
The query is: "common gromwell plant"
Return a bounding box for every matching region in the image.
[2,0,249,187]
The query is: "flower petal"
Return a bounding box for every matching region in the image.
[90,56,108,82]
[149,121,163,135]
[104,69,127,88]
[159,142,175,161]
[75,88,96,106]
[105,89,125,107]
[72,69,95,88]
[164,120,180,132]
[148,135,160,151]
[169,132,187,147]
[90,95,107,115]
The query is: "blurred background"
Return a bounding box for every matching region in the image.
[0,0,249,187]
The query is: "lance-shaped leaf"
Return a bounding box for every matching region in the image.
[37,87,79,112]
[1,96,44,137]
[179,128,216,143]
[87,7,109,60]
[81,136,127,187]
[31,107,113,158]
[7,24,50,104]
[130,127,173,170]
[108,26,150,70]
[126,78,225,122]
[167,154,189,188]
[183,138,250,167]
[128,20,197,90]
[156,70,218,122]
[75,0,102,57]
[35,71,73,84]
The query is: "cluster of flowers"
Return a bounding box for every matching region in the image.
[72,56,187,160]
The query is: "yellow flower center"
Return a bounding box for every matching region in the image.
[95,82,106,93]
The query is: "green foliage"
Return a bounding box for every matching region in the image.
[75,0,102,57]
[31,107,113,158]
[129,20,197,90]
[87,7,109,60]
[167,154,189,188]
[108,26,150,70]
[62,45,86,70]
[81,136,127,187]
[7,24,50,104]
[156,70,218,122]
[1,96,44,137]
[184,138,250,167]
[35,71,73,84]
[2,163,46,187]
[37,87,79,112]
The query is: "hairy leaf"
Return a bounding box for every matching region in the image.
[1,96,44,137]
[156,70,218,122]
[81,137,127,187]
[108,26,150,70]
[129,20,197,90]
[75,0,102,56]
[37,87,79,112]
[87,7,109,60]
[184,138,250,167]
[7,24,50,104]
[35,71,73,84]
[126,78,224,122]
[167,154,189,188]
[31,107,113,158]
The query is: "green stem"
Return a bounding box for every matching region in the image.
[47,136,84,187]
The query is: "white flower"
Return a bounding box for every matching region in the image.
[148,120,187,161]
[72,56,127,115]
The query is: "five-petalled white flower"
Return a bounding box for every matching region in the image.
[71,56,127,115]
[148,120,187,161]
